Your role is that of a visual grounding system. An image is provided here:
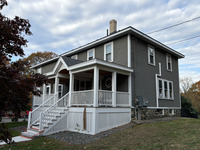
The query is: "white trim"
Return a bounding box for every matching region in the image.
[155,62,161,108]
[112,72,117,107]
[31,27,184,69]
[93,66,99,107]
[157,78,174,100]
[71,54,78,60]
[147,107,181,109]
[127,34,131,67]
[166,54,172,72]
[87,49,95,60]
[148,45,155,66]
[68,72,74,107]
[69,59,133,73]
[38,68,42,73]
[104,42,113,62]
[46,85,51,94]
[128,73,132,107]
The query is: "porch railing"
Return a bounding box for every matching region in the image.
[33,94,54,106]
[71,90,94,106]
[39,93,69,131]
[28,93,57,129]
[98,90,112,106]
[116,92,129,106]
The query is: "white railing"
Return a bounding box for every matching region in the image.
[33,94,54,106]
[28,93,57,129]
[116,92,130,106]
[71,90,94,106]
[39,93,69,131]
[98,90,112,106]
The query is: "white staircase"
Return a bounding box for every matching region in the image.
[22,93,69,138]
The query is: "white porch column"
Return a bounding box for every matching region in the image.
[128,73,132,107]
[42,84,46,103]
[93,66,99,107]
[69,72,74,107]
[54,75,59,102]
[112,72,117,107]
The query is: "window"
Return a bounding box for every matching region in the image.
[169,109,174,115]
[71,55,78,60]
[166,54,172,71]
[148,46,155,66]
[87,49,95,60]
[104,42,113,62]
[158,79,174,100]
[46,85,51,94]
[159,80,163,98]
[157,109,164,115]
[58,84,63,98]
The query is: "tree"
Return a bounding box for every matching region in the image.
[23,51,58,66]
[0,0,48,143]
[180,77,193,95]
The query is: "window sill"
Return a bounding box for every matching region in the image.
[158,98,174,101]
[167,69,172,72]
[148,63,155,67]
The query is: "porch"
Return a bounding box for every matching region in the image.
[33,66,132,108]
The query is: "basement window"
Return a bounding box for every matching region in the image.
[169,109,174,115]
[157,109,164,115]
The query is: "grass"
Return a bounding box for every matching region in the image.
[1,121,28,137]
[1,119,200,150]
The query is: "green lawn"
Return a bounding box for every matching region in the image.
[1,119,200,150]
[1,121,28,137]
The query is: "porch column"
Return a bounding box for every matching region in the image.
[54,75,59,102]
[112,72,117,107]
[69,72,74,107]
[93,66,99,107]
[128,73,132,107]
[42,84,46,103]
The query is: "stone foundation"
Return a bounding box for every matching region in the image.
[132,108,181,120]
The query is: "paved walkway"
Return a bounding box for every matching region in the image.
[0,136,31,145]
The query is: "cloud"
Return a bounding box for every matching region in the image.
[2,0,200,82]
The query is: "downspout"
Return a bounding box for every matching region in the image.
[155,63,161,108]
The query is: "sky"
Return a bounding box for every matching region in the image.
[2,0,200,83]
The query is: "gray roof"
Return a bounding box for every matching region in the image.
[61,56,83,66]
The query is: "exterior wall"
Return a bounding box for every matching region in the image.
[132,108,181,120]
[113,36,128,66]
[41,61,57,74]
[131,37,181,108]
[71,35,128,67]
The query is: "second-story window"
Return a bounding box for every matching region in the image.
[166,54,172,71]
[87,49,95,60]
[71,55,78,60]
[148,45,155,66]
[104,42,113,62]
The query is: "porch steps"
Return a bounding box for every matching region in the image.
[21,107,68,138]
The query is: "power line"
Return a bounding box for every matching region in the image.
[165,34,200,45]
[147,16,200,34]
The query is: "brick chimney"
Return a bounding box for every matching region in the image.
[109,19,117,34]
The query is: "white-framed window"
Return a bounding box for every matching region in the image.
[104,42,113,62]
[157,109,164,115]
[148,45,155,66]
[169,109,174,115]
[166,54,172,71]
[58,84,63,98]
[71,55,78,60]
[158,78,174,100]
[46,85,51,94]
[87,49,95,60]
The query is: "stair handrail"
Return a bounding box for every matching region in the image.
[39,92,69,131]
[28,93,58,129]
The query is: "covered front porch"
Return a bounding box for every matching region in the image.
[33,61,132,108]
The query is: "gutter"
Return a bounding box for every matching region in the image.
[155,62,162,108]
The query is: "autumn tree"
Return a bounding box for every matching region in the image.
[0,0,48,130]
[23,51,58,66]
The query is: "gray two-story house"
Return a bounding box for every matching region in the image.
[22,20,184,138]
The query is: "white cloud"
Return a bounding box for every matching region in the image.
[2,0,200,82]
